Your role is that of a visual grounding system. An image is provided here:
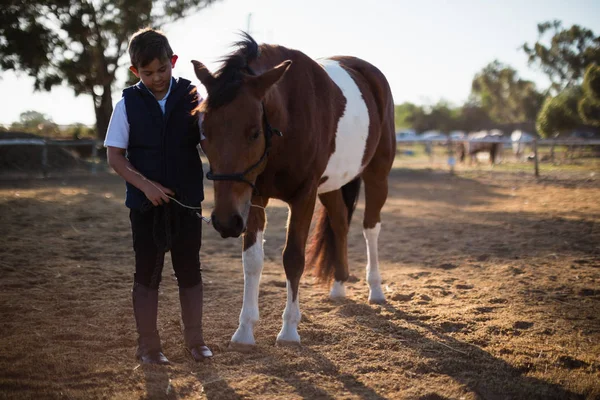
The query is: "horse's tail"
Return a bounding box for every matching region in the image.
[306,177,362,284]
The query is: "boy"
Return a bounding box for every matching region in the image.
[104,28,212,364]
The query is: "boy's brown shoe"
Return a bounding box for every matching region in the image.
[188,345,213,362]
[136,349,170,365]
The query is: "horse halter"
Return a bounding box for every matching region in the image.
[205,66,283,193]
[205,105,282,192]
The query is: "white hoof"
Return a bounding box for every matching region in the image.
[368,287,386,304]
[329,281,346,299]
[231,325,256,346]
[276,327,300,344]
[228,341,256,352]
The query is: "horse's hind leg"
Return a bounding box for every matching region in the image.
[362,169,389,304]
[230,197,268,349]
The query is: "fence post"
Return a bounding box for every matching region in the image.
[91,141,98,175]
[427,142,434,164]
[447,137,455,175]
[533,138,539,177]
[41,140,48,178]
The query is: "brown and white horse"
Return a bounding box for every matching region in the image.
[459,130,504,165]
[192,34,395,347]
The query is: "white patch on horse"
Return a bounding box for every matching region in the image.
[276,280,301,343]
[330,280,346,299]
[231,231,264,345]
[317,59,370,194]
[364,222,385,303]
[511,130,534,159]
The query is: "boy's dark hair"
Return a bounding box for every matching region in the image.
[128,28,174,69]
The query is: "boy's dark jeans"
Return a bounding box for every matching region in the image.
[129,205,202,289]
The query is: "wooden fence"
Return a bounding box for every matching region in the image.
[396,137,600,177]
[0,138,100,177]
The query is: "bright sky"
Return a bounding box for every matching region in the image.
[1,0,599,126]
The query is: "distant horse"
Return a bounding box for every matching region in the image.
[192,34,396,347]
[458,130,503,165]
[510,130,534,160]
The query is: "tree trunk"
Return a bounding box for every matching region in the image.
[94,83,113,142]
[550,132,559,163]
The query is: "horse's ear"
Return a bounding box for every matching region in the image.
[248,60,292,99]
[191,60,216,92]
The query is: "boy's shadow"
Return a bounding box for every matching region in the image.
[139,356,240,399]
[140,364,178,399]
[196,374,241,400]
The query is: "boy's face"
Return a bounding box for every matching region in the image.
[130,55,178,98]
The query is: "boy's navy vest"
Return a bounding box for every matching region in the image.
[123,78,204,210]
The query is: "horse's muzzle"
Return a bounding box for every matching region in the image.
[211,211,245,238]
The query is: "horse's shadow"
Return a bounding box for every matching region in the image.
[253,345,388,400]
[333,299,584,400]
[187,353,341,400]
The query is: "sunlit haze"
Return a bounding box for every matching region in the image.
[1,0,599,125]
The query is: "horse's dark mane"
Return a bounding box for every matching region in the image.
[207,32,260,109]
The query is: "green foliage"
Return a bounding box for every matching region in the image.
[63,124,97,139]
[536,87,583,138]
[578,96,600,126]
[0,0,219,139]
[9,110,59,136]
[6,110,96,138]
[522,20,600,93]
[582,64,600,101]
[405,101,460,134]
[456,103,492,132]
[471,60,543,123]
[394,102,419,129]
[394,101,494,133]
[578,64,600,125]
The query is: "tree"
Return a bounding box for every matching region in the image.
[65,123,97,140]
[578,64,600,126]
[10,110,59,136]
[536,87,583,138]
[407,101,459,134]
[522,20,600,93]
[471,60,543,124]
[394,102,419,130]
[0,0,218,140]
[456,102,493,132]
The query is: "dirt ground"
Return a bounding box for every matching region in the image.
[0,164,599,400]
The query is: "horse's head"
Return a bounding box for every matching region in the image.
[192,47,291,238]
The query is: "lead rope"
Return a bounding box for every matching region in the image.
[126,166,266,224]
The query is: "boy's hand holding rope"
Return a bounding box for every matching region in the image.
[127,166,265,225]
[127,166,211,224]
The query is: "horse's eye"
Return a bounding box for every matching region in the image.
[250,130,261,141]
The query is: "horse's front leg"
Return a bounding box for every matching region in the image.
[230,197,268,349]
[276,190,317,345]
